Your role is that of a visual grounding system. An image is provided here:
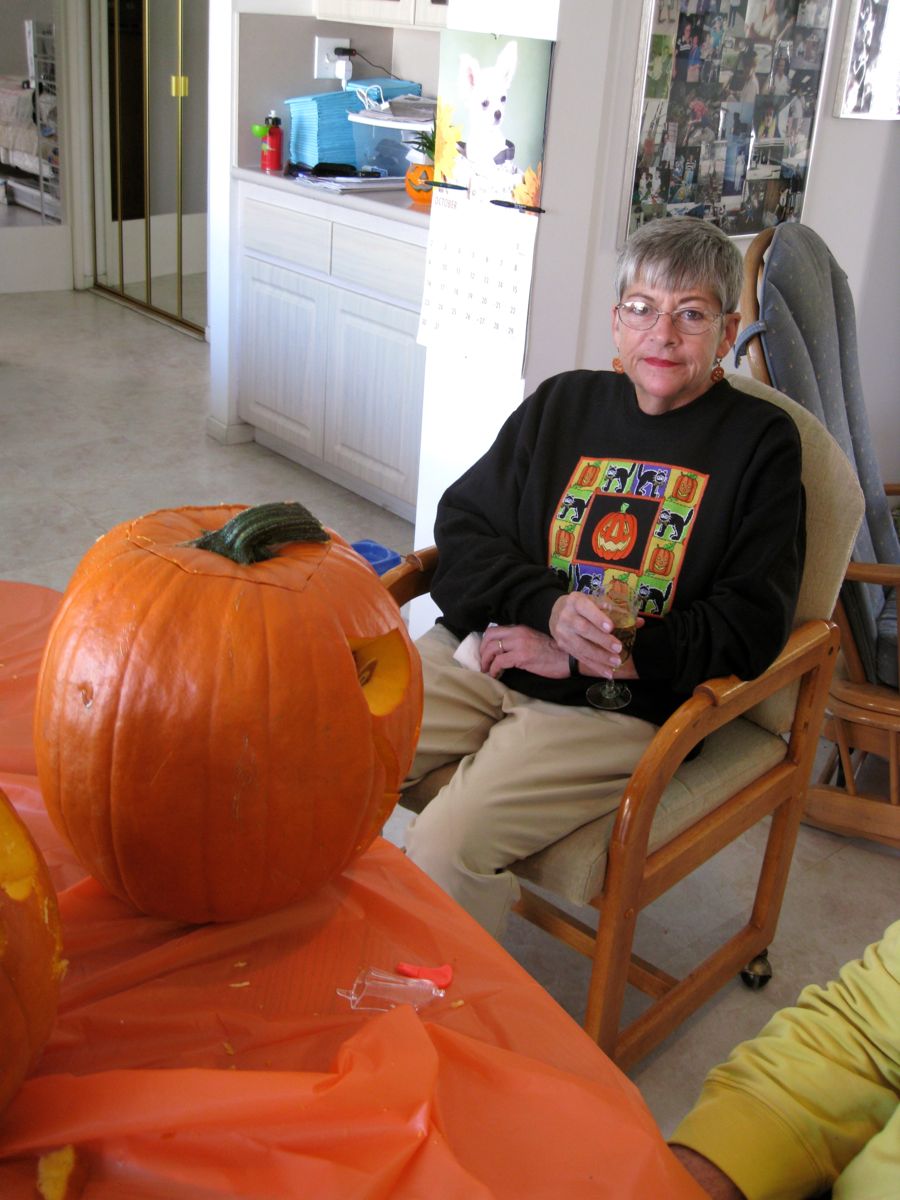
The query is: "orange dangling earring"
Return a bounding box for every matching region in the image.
[710,357,725,383]
[613,356,625,374]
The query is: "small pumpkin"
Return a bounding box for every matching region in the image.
[33,502,423,924]
[650,544,676,577]
[404,122,436,206]
[593,503,638,562]
[555,527,576,558]
[404,162,434,205]
[673,472,699,503]
[0,786,64,1116]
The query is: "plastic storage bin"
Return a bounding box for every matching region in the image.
[348,111,431,177]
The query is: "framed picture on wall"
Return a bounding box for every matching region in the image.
[835,0,900,118]
[621,0,834,241]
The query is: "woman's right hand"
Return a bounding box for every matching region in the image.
[549,592,640,679]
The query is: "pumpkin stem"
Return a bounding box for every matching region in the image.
[189,502,330,565]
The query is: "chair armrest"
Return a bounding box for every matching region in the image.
[609,620,840,854]
[884,483,900,497]
[381,546,438,607]
[844,561,900,587]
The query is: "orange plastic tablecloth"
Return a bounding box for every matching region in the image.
[0,582,704,1199]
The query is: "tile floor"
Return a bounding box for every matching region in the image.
[2,288,897,1138]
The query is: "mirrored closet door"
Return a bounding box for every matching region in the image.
[89,0,207,333]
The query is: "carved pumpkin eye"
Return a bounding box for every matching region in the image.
[351,630,411,717]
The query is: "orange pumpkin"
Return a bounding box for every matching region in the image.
[593,503,638,561]
[650,544,676,576]
[0,786,64,1116]
[555,527,575,558]
[673,472,699,503]
[33,503,423,924]
[404,162,434,205]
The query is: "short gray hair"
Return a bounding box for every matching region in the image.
[616,217,744,313]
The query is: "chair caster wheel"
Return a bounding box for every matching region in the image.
[740,950,773,990]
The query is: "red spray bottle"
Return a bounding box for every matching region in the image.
[252,110,283,174]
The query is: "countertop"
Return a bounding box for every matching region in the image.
[233,165,431,231]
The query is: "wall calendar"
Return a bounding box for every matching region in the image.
[416,185,538,374]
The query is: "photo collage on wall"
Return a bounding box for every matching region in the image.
[630,0,833,236]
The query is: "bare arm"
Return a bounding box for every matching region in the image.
[669,1146,746,1199]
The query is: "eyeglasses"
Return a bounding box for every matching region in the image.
[615,301,724,335]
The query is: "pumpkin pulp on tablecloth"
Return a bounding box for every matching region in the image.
[33,502,423,924]
[0,787,64,1117]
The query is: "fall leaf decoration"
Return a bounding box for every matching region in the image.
[512,163,543,208]
[434,99,463,183]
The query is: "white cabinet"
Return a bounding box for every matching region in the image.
[239,257,329,459]
[326,289,423,504]
[314,0,447,27]
[236,187,427,519]
[315,0,415,24]
[414,0,448,28]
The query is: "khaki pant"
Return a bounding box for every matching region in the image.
[403,625,656,938]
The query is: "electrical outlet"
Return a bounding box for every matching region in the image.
[314,37,350,81]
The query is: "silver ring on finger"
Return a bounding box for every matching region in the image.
[499,639,504,653]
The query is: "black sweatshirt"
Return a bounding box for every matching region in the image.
[431,370,805,728]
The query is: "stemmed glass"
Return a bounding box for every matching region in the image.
[585,585,640,711]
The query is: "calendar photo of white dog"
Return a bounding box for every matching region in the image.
[434,31,553,205]
[458,40,519,175]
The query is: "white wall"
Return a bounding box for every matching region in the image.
[235,14,397,170]
[412,1,635,618]
[209,0,897,607]
[0,0,73,293]
[528,0,899,477]
[409,0,898,634]
[0,0,54,75]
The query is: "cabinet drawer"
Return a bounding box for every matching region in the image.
[241,197,331,274]
[316,0,416,24]
[331,223,426,308]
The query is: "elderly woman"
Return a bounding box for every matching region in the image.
[403,218,805,937]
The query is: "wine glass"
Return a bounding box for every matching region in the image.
[585,584,640,711]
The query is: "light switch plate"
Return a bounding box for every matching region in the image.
[314,37,350,80]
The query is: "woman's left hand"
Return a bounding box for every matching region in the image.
[480,624,571,679]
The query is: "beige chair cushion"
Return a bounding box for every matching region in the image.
[513,717,787,907]
[401,717,788,910]
[726,375,864,734]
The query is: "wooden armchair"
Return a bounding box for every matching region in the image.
[738,225,900,848]
[382,377,863,1069]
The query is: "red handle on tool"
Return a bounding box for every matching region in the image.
[395,962,454,989]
